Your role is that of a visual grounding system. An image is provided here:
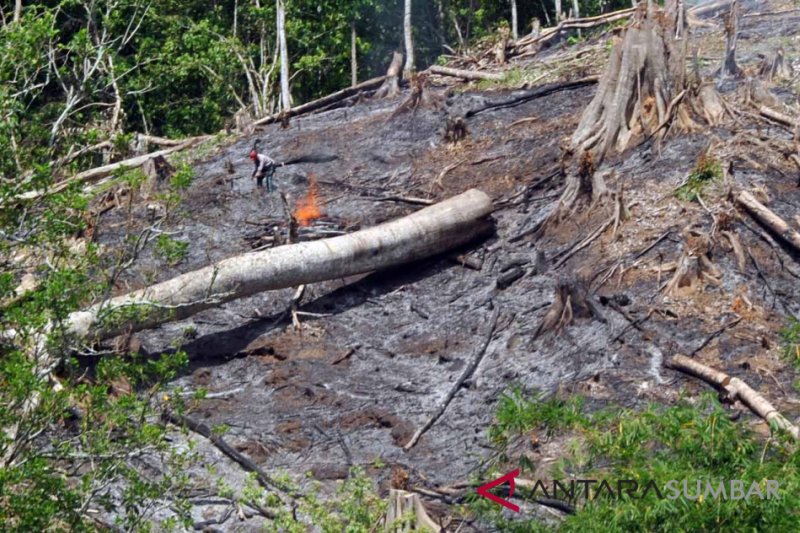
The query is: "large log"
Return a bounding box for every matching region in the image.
[68,189,494,341]
[254,75,387,126]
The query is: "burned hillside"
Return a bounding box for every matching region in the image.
[4,0,800,530]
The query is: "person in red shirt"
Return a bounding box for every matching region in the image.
[249,150,277,192]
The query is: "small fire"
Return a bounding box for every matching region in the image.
[294,174,322,227]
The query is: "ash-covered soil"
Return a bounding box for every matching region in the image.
[91,2,800,528]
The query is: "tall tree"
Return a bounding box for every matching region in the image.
[510,0,518,40]
[351,21,357,86]
[13,0,22,23]
[403,0,414,74]
[277,0,291,111]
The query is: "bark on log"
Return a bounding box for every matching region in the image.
[67,189,493,341]
[427,65,505,82]
[254,76,387,126]
[667,354,800,440]
[734,190,800,252]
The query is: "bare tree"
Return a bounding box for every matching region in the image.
[555,0,563,23]
[510,0,518,40]
[351,21,357,86]
[14,0,22,23]
[403,0,415,74]
[277,0,291,112]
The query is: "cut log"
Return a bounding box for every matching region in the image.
[734,190,800,252]
[374,51,404,99]
[667,354,800,440]
[65,189,493,341]
[427,65,505,82]
[254,75,387,126]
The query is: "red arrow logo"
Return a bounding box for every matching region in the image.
[477,469,520,512]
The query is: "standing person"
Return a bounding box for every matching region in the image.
[250,149,277,193]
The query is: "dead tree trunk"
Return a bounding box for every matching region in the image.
[719,0,742,79]
[555,0,563,23]
[14,0,22,22]
[759,47,793,82]
[571,1,689,162]
[403,0,415,75]
[351,21,358,87]
[511,0,519,40]
[277,0,291,112]
[63,189,493,341]
[374,51,404,99]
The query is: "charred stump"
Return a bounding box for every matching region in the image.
[719,0,742,80]
[534,277,603,338]
[374,51,404,99]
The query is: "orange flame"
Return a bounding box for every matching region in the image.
[294,174,322,227]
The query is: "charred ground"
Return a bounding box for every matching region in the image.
[83,1,800,529]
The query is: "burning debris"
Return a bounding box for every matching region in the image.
[294,174,322,227]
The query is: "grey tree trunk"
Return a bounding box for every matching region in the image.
[277,0,291,111]
[403,0,415,74]
[14,0,22,22]
[66,189,493,341]
[351,21,357,87]
[511,0,518,40]
[555,0,562,23]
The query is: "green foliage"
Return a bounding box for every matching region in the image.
[273,466,388,532]
[476,391,800,532]
[488,388,586,447]
[675,154,723,202]
[169,162,194,190]
[155,234,190,266]
[780,317,800,370]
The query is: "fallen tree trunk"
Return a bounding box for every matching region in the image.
[734,190,800,252]
[756,104,798,129]
[67,189,494,341]
[513,7,635,52]
[427,65,504,82]
[254,75,387,126]
[16,136,209,201]
[667,354,800,440]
